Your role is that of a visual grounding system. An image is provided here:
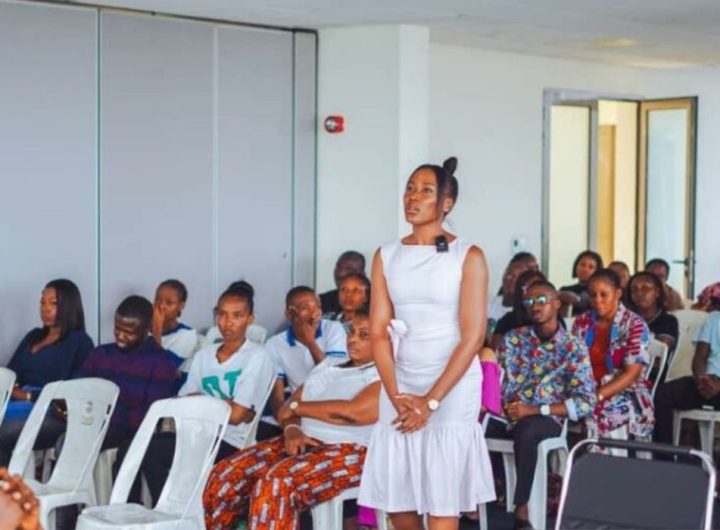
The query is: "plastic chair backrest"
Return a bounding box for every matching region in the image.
[110,396,230,519]
[243,372,277,447]
[9,378,119,491]
[558,442,713,529]
[0,367,16,426]
[247,325,268,344]
[203,324,267,346]
[647,338,669,397]
[666,310,708,381]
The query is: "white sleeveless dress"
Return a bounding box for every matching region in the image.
[358,239,496,516]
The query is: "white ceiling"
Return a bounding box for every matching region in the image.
[68,0,720,69]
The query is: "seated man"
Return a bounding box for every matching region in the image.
[265,286,347,424]
[491,280,596,530]
[80,295,177,460]
[645,258,684,311]
[319,251,366,315]
[203,309,380,530]
[693,282,720,312]
[654,310,720,445]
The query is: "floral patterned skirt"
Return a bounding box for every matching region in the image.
[586,381,655,438]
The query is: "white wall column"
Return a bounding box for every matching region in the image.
[316,25,429,291]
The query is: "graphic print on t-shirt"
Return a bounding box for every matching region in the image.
[202,370,242,399]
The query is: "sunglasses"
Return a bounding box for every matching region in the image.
[522,295,555,308]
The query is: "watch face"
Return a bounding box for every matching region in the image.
[290,401,299,410]
[428,399,440,411]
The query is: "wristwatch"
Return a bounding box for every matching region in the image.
[540,404,551,416]
[289,401,300,412]
[427,398,440,412]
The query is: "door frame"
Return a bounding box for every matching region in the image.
[541,88,642,275]
[636,97,698,297]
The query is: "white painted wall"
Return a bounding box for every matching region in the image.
[316,25,429,291]
[428,44,720,295]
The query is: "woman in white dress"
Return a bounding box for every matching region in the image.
[358,157,495,529]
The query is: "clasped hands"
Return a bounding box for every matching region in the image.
[392,394,432,434]
[0,468,40,530]
[504,400,535,422]
[696,374,720,400]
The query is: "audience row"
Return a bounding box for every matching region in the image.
[1,247,718,529]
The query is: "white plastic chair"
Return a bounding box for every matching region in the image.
[482,416,568,530]
[242,372,277,448]
[666,310,708,381]
[674,407,720,459]
[204,324,268,346]
[0,367,16,426]
[77,395,230,530]
[311,486,387,530]
[8,378,119,530]
[647,338,669,398]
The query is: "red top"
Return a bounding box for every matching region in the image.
[589,323,611,382]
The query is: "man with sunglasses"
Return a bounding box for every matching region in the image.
[490,280,596,530]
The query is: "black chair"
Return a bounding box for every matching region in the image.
[555,438,715,530]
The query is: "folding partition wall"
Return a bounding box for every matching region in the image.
[0,0,317,360]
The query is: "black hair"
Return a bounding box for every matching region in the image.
[336,251,366,270]
[116,295,153,328]
[627,271,667,312]
[220,280,255,314]
[510,252,537,266]
[410,157,459,216]
[285,285,316,308]
[158,279,188,303]
[608,261,630,273]
[645,258,670,275]
[512,269,547,316]
[571,250,604,279]
[525,279,558,296]
[43,279,86,339]
[340,273,371,293]
[588,268,622,290]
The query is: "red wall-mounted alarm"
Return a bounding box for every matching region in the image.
[324,115,344,133]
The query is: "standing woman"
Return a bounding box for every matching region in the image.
[571,269,655,439]
[358,157,495,530]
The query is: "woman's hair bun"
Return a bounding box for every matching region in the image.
[225,280,255,299]
[442,156,458,176]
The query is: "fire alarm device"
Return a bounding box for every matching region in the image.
[324,115,344,133]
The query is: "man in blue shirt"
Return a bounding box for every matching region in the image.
[654,311,720,444]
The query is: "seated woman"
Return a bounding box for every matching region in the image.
[152,279,200,372]
[203,309,380,530]
[0,279,93,466]
[141,281,275,502]
[493,280,596,529]
[571,269,654,439]
[560,250,603,316]
[628,271,679,357]
[323,272,370,325]
[489,269,547,350]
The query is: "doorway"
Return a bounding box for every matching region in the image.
[542,90,697,298]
